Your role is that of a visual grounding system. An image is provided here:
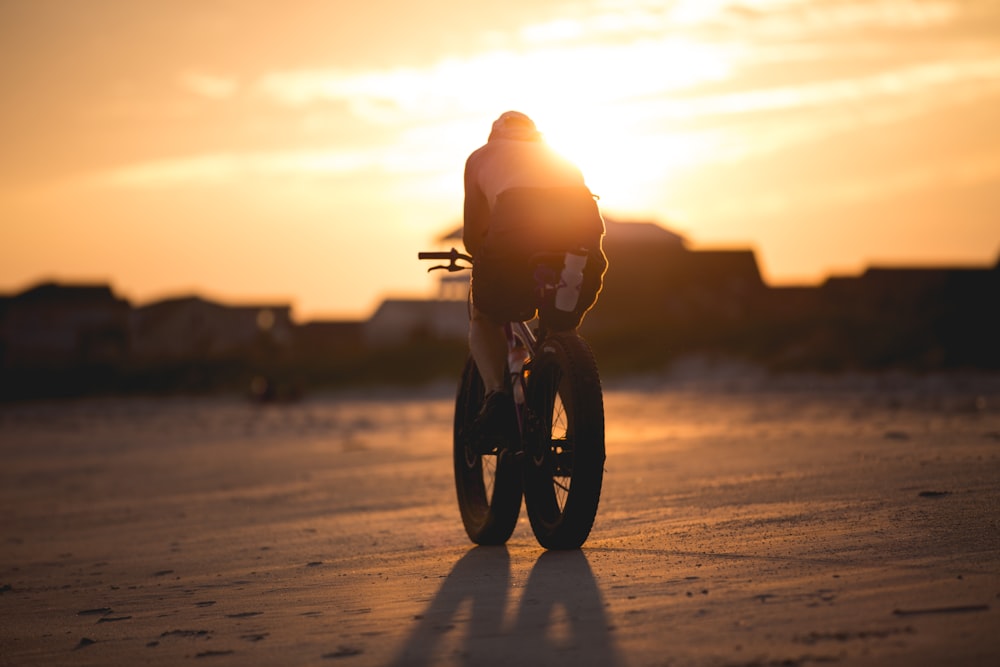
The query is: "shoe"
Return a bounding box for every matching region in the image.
[469,390,517,455]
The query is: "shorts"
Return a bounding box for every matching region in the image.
[471,187,608,330]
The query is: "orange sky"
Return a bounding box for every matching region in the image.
[2,0,998,320]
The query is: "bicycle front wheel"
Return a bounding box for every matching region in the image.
[453,357,523,545]
[523,332,605,550]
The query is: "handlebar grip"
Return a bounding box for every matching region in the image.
[417,249,474,263]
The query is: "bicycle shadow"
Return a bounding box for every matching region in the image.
[389,546,621,666]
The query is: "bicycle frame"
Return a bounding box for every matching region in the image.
[418,247,542,437]
[506,320,536,435]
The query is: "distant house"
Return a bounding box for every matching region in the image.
[817,264,1000,366]
[0,282,130,368]
[358,227,473,346]
[364,298,468,346]
[603,217,686,247]
[293,320,365,361]
[130,296,293,363]
[583,218,767,333]
[596,218,684,302]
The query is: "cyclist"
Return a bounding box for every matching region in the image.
[463,110,607,448]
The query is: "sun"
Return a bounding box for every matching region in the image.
[528,105,708,215]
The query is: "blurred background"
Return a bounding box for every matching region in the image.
[1,0,998,399]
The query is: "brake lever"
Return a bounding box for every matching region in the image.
[427,262,468,273]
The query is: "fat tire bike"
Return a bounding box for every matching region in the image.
[419,248,605,550]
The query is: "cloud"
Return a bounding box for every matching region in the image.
[643,57,1000,122]
[99,152,359,188]
[97,53,1000,193]
[729,0,958,29]
[539,0,961,38]
[94,141,460,189]
[253,37,733,120]
[247,0,991,132]
[89,0,1000,201]
[178,71,239,100]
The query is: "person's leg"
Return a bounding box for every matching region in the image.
[469,306,507,394]
[468,305,517,453]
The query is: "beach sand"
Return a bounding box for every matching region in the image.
[1,369,998,666]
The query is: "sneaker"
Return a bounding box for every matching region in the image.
[469,390,517,455]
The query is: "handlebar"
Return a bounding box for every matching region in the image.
[418,248,474,272]
[417,247,590,273]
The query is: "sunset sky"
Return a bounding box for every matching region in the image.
[2,0,998,320]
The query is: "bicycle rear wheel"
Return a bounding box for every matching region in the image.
[453,357,523,545]
[524,332,605,550]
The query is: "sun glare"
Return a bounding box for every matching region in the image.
[190,32,733,224]
[523,94,717,216]
[444,37,733,213]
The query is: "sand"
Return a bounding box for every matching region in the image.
[1,368,998,666]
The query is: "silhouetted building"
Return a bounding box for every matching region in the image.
[0,282,130,369]
[130,296,293,363]
[2,223,996,400]
[365,299,467,346]
[582,219,767,345]
[812,264,1000,368]
[410,219,997,371]
[292,320,365,361]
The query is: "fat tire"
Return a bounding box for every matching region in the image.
[524,332,605,550]
[453,357,523,545]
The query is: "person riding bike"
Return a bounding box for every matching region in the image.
[463,111,608,447]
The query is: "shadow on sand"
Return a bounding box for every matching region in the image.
[390,547,621,666]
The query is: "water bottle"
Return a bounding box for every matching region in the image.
[555,249,588,312]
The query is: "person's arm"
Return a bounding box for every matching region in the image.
[463,154,489,259]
